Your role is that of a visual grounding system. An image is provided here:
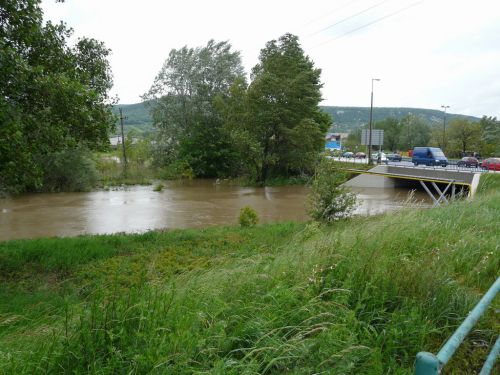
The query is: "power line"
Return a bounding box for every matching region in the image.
[299,0,362,29]
[307,0,392,38]
[312,0,425,48]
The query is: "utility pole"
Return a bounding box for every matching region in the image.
[119,108,128,174]
[441,105,450,151]
[368,78,381,165]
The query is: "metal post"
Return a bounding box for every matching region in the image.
[119,108,128,175]
[441,105,449,151]
[368,78,380,165]
[368,90,374,165]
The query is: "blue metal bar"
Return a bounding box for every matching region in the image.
[415,352,440,375]
[415,277,500,374]
[479,336,500,375]
[436,277,500,366]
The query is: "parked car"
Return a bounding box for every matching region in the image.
[371,152,387,162]
[342,151,354,158]
[481,157,500,171]
[412,147,448,167]
[387,153,402,162]
[354,152,366,159]
[457,156,479,168]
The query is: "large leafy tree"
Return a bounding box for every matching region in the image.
[447,118,482,156]
[0,0,115,193]
[398,114,431,151]
[143,40,245,177]
[375,117,401,152]
[243,33,330,182]
[479,116,500,156]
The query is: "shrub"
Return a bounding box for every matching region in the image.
[40,148,98,192]
[158,160,194,180]
[153,183,164,192]
[239,206,259,227]
[308,159,357,223]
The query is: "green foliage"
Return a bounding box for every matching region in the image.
[94,153,155,187]
[153,183,164,192]
[321,106,480,133]
[238,206,259,227]
[308,159,357,223]
[109,102,482,135]
[41,148,97,192]
[479,116,500,156]
[477,173,500,194]
[143,40,245,177]
[341,114,432,154]
[0,191,498,373]
[375,117,400,151]
[157,160,194,180]
[398,114,431,150]
[447,118,482,156]
[218,33,330,183]
[0,0,115,193]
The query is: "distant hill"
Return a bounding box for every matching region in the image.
[321,106,480,132]
[113,102,480,133]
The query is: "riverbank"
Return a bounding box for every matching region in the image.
[0,177,498,373]
[95,154,372,189]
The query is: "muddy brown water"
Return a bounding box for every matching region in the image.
[0,180,431,241]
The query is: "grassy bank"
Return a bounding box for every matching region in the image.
[0,184,498,373]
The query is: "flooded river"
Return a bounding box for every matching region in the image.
[0,180,431,241]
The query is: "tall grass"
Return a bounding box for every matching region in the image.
[0,188,498,373]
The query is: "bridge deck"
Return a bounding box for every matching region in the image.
[344,168,472,187]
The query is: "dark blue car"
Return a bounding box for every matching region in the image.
[412,147,448,167]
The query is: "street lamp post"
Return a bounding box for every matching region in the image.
[441,105,450,151]
[368,78,381,165]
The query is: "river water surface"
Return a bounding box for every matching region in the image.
[0,180,431,241]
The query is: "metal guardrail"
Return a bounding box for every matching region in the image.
[415,277,500,374]
[329,156,491,173]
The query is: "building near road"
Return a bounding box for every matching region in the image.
[325,133,348,150]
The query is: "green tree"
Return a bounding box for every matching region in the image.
[399,114,431,151]
[0,0,115,193]
[375,117,401,152]
[343,128,362,152]
[143,40,245,177]
[308,159,357,223]
[244,33,330,182]
[447,118,482,157]
[479,116,500,156]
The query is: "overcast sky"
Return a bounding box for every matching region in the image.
[41,0,500,118]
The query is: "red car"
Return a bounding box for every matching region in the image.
[457,157,479,168]
[481,158,500,171]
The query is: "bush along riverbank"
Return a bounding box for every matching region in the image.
[0,182,498,373]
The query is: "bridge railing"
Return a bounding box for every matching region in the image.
[415,277,500,374]
[330,156,489,172]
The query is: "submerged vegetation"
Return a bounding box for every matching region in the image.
[0,179,498,373]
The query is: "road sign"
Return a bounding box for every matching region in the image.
[361,129,384,146]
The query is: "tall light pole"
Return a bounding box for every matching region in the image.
[368,78,381,165]
[441,105,449,151]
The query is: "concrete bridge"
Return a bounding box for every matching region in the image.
[344,165,482,207]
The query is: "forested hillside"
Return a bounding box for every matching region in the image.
[323,106,480,132]
[113,102,480,133]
